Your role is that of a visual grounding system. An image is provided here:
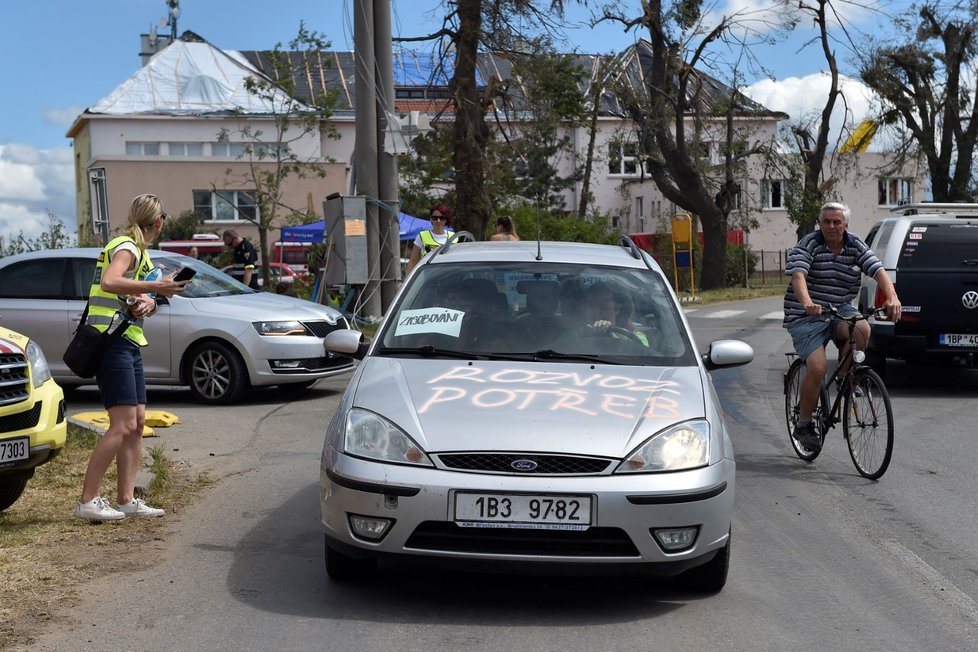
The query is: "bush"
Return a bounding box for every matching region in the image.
[725,244,758,288]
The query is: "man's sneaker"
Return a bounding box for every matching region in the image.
[792,422,822,453]
[75,497,126,522]
[116,498,165,518]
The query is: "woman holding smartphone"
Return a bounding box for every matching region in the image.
[74,194,192,521]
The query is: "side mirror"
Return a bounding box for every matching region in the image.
[702,339,753,371]
[325,329,367,360]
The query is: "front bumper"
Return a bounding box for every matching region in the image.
[0,381,67,475]
[320,451,734,575]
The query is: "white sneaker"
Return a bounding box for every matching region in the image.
[116,498,165,518]
[75,497,126,521]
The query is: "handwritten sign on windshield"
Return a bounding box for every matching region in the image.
[394,307,465,338]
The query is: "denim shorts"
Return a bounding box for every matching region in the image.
[95,337,146,408]
[786,304,858,361]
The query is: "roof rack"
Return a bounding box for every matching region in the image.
[618,235,655,271]
[890,202,978,216]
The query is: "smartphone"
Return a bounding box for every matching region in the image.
[173,267,197,282]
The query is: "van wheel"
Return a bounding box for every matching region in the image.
[186,341,249,405]
[0,473,32,512]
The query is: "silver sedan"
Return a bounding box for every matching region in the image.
[320,238,752,590]
[0,248,354,404]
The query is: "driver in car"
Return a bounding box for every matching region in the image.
[561,280,649,348]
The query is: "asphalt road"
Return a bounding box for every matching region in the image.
[31,296,978,651]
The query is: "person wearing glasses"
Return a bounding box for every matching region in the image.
[75,194,191,521]
[405,203,455,275]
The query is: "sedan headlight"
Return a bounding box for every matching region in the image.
[253,320,306,336]
[615,420,710,473]
[344,408,433,467]
[26,340,53,389]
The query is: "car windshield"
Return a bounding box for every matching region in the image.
[153,256,256,298]
[378,262,695,365]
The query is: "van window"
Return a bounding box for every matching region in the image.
[897,223,978,269]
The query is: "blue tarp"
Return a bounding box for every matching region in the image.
[280,212,431,243]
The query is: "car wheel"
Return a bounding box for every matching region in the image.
[186,341,249,405]
[0,473,32,512]
[864,348,887,380]
[675,533,730,593]
[325,537,376,581]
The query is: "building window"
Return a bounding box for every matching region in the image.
[211,142,247,157]
[193,190,259,222]
[608,142,641,176]
[126,142,160,156]
[761,179,787,209]
[635,196,645,232]
[878,178,912,206]
[167,142,204,156]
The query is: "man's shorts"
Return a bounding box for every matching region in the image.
[786,304,859,361]
[96,338,147,408]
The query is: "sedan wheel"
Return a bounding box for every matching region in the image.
[325,537,376,581]
[187,341,249,405]
[675,532,730,593]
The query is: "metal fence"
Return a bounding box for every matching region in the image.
[746,249,789,288]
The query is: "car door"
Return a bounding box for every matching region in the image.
[0,257,72,375]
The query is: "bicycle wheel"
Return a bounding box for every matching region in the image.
[784,359,825,461]
[843,368,894,479]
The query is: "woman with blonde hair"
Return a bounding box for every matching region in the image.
[74,194,191,521]
[490,215,519,241]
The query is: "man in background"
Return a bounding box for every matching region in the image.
[222,229,260,290]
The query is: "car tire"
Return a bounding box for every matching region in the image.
[325,537,376,581]
[675,533,730,593]
[186,340,249,405]
[864,348,887,380]
[0,472,32,512]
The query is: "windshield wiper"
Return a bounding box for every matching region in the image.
[377,345,480,360]
[532,349,620,364]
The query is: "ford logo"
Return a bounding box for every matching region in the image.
[511,459,538,472]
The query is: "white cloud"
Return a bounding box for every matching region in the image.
[43,105,86,128]
[744,72,879,147]
[0,144,76,243]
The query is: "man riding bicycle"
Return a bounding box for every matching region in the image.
[783,202,901,453]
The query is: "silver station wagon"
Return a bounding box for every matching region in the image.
[321,238,752,591]
[0,248,354,404]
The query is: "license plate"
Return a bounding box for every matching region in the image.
[0,436,29,466]
[454,492,592,530]
[939,333,978,347]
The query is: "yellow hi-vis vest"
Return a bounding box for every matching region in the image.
[419,229,456,256]
[87,236,153,346]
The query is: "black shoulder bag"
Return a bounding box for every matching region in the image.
[62,302,131,378]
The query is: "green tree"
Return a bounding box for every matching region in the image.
[219,22,339,288]
[1,213,76,255]
[861,3,978,202]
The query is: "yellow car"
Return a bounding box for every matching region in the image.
[0,325,67,512]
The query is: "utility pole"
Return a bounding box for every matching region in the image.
[375,0,401,311]
[354,0,382,319]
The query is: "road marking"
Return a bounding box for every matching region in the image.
[699,310,746,319]
[761,311,784,320]
[881,538,978,629]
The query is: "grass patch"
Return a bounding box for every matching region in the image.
[0,423,208,650]
[681,285,784,304]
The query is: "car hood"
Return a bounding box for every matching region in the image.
[181,293,343,321]
[351,358,707,457]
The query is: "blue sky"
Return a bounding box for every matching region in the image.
[0,0,897,243]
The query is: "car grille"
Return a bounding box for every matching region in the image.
[435,452,614,475]
[0,353,30,407]
[405,522,639,557]
[0,402,42,432]
[302,320,345,338]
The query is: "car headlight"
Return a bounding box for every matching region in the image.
[615,420,710,473]
[26,340,53,389]
[253,320,306,336]
[343,408,432,467]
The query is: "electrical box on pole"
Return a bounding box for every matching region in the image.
[323,195,369,285]
[671,213,696,299]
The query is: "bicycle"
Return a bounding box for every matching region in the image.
[783,306,894,480]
